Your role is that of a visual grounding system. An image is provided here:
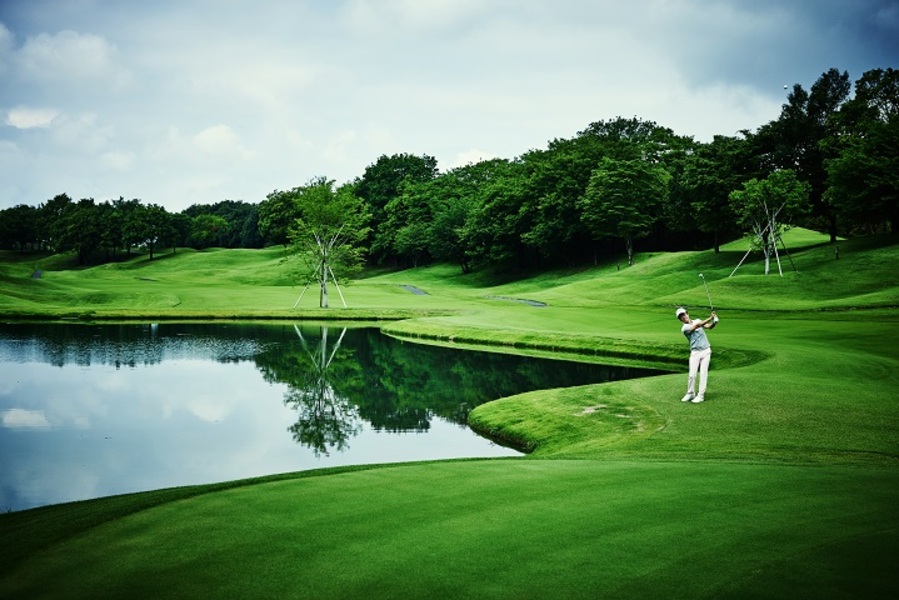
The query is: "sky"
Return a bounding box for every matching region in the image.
[1,0,897,212]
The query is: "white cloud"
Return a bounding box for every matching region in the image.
[193,124,241,154]
[144,124,252,170]
[15,29,131,89]
[6,106,59,128]
[2,408,51,429]
[188,399,233,423]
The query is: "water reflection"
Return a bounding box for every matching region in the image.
[282,326,360,456]
[0,322,662,511]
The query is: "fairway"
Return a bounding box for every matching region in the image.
[1,229,898,599]
[3,461,897,599]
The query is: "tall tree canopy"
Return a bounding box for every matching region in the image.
[825,68,899,234]
[578,156,671,266]
[678,135,748,252]
[353,153,438,264]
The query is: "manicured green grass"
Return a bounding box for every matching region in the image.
[2,461,897,600]
[1,229,898,599]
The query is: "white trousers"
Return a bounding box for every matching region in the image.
[687,347,712,397]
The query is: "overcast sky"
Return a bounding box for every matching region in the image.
[1,0,897,212]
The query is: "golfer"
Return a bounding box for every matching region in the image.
[676,307,717,403]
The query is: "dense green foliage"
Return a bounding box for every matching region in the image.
[2,68,897,274]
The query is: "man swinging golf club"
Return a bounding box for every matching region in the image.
[676,306,718,403]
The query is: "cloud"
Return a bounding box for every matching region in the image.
[192,124,244,155]
[5,105,59,128]
[2,408,51,429]
[187,398,233,423]
[14,29,131,89]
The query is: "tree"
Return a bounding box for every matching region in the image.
[285,178,370,308]
[96,200,121,260]
[115,198,145,256]
[576,117,695,260]
[38,193,73,252]
[393,221,430,268]
[578,157,671,266]
[0,204,39,252]
[353,153,438,264]
[55,198,103,264]
[380,178,436,268]
[238,208,264,248]
[258,190,301,246]
[182,200,260,248]
[427,161,504,274]
[517,144,593,265]
[190,214,228,249]
[825,68,899,234]
[729,170,810,276]
[678,136,747,252]
[457,158,535,268]
[170,213,192,252]
[136,203,173,260]
[750,68,850,240]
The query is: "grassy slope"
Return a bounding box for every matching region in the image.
[1,230,898,599]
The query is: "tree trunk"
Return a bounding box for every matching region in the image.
[760,227,772,275]
[319,259,329,308]
[625,236,634,266]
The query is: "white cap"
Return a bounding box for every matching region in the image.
[675,307,687,318]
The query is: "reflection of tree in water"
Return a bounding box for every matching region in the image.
[280,326,361,457]
[0,322,266,368]
[252,325,663,456]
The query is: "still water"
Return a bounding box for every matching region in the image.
[0,322,660,511]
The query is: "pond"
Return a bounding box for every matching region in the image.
[0,322,662,511]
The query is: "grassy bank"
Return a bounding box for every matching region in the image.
[2,229,898,598]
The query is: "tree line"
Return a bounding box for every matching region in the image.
[0,196,263,264]
[1,67,896,273]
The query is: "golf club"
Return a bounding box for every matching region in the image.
[699,273,714,311]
